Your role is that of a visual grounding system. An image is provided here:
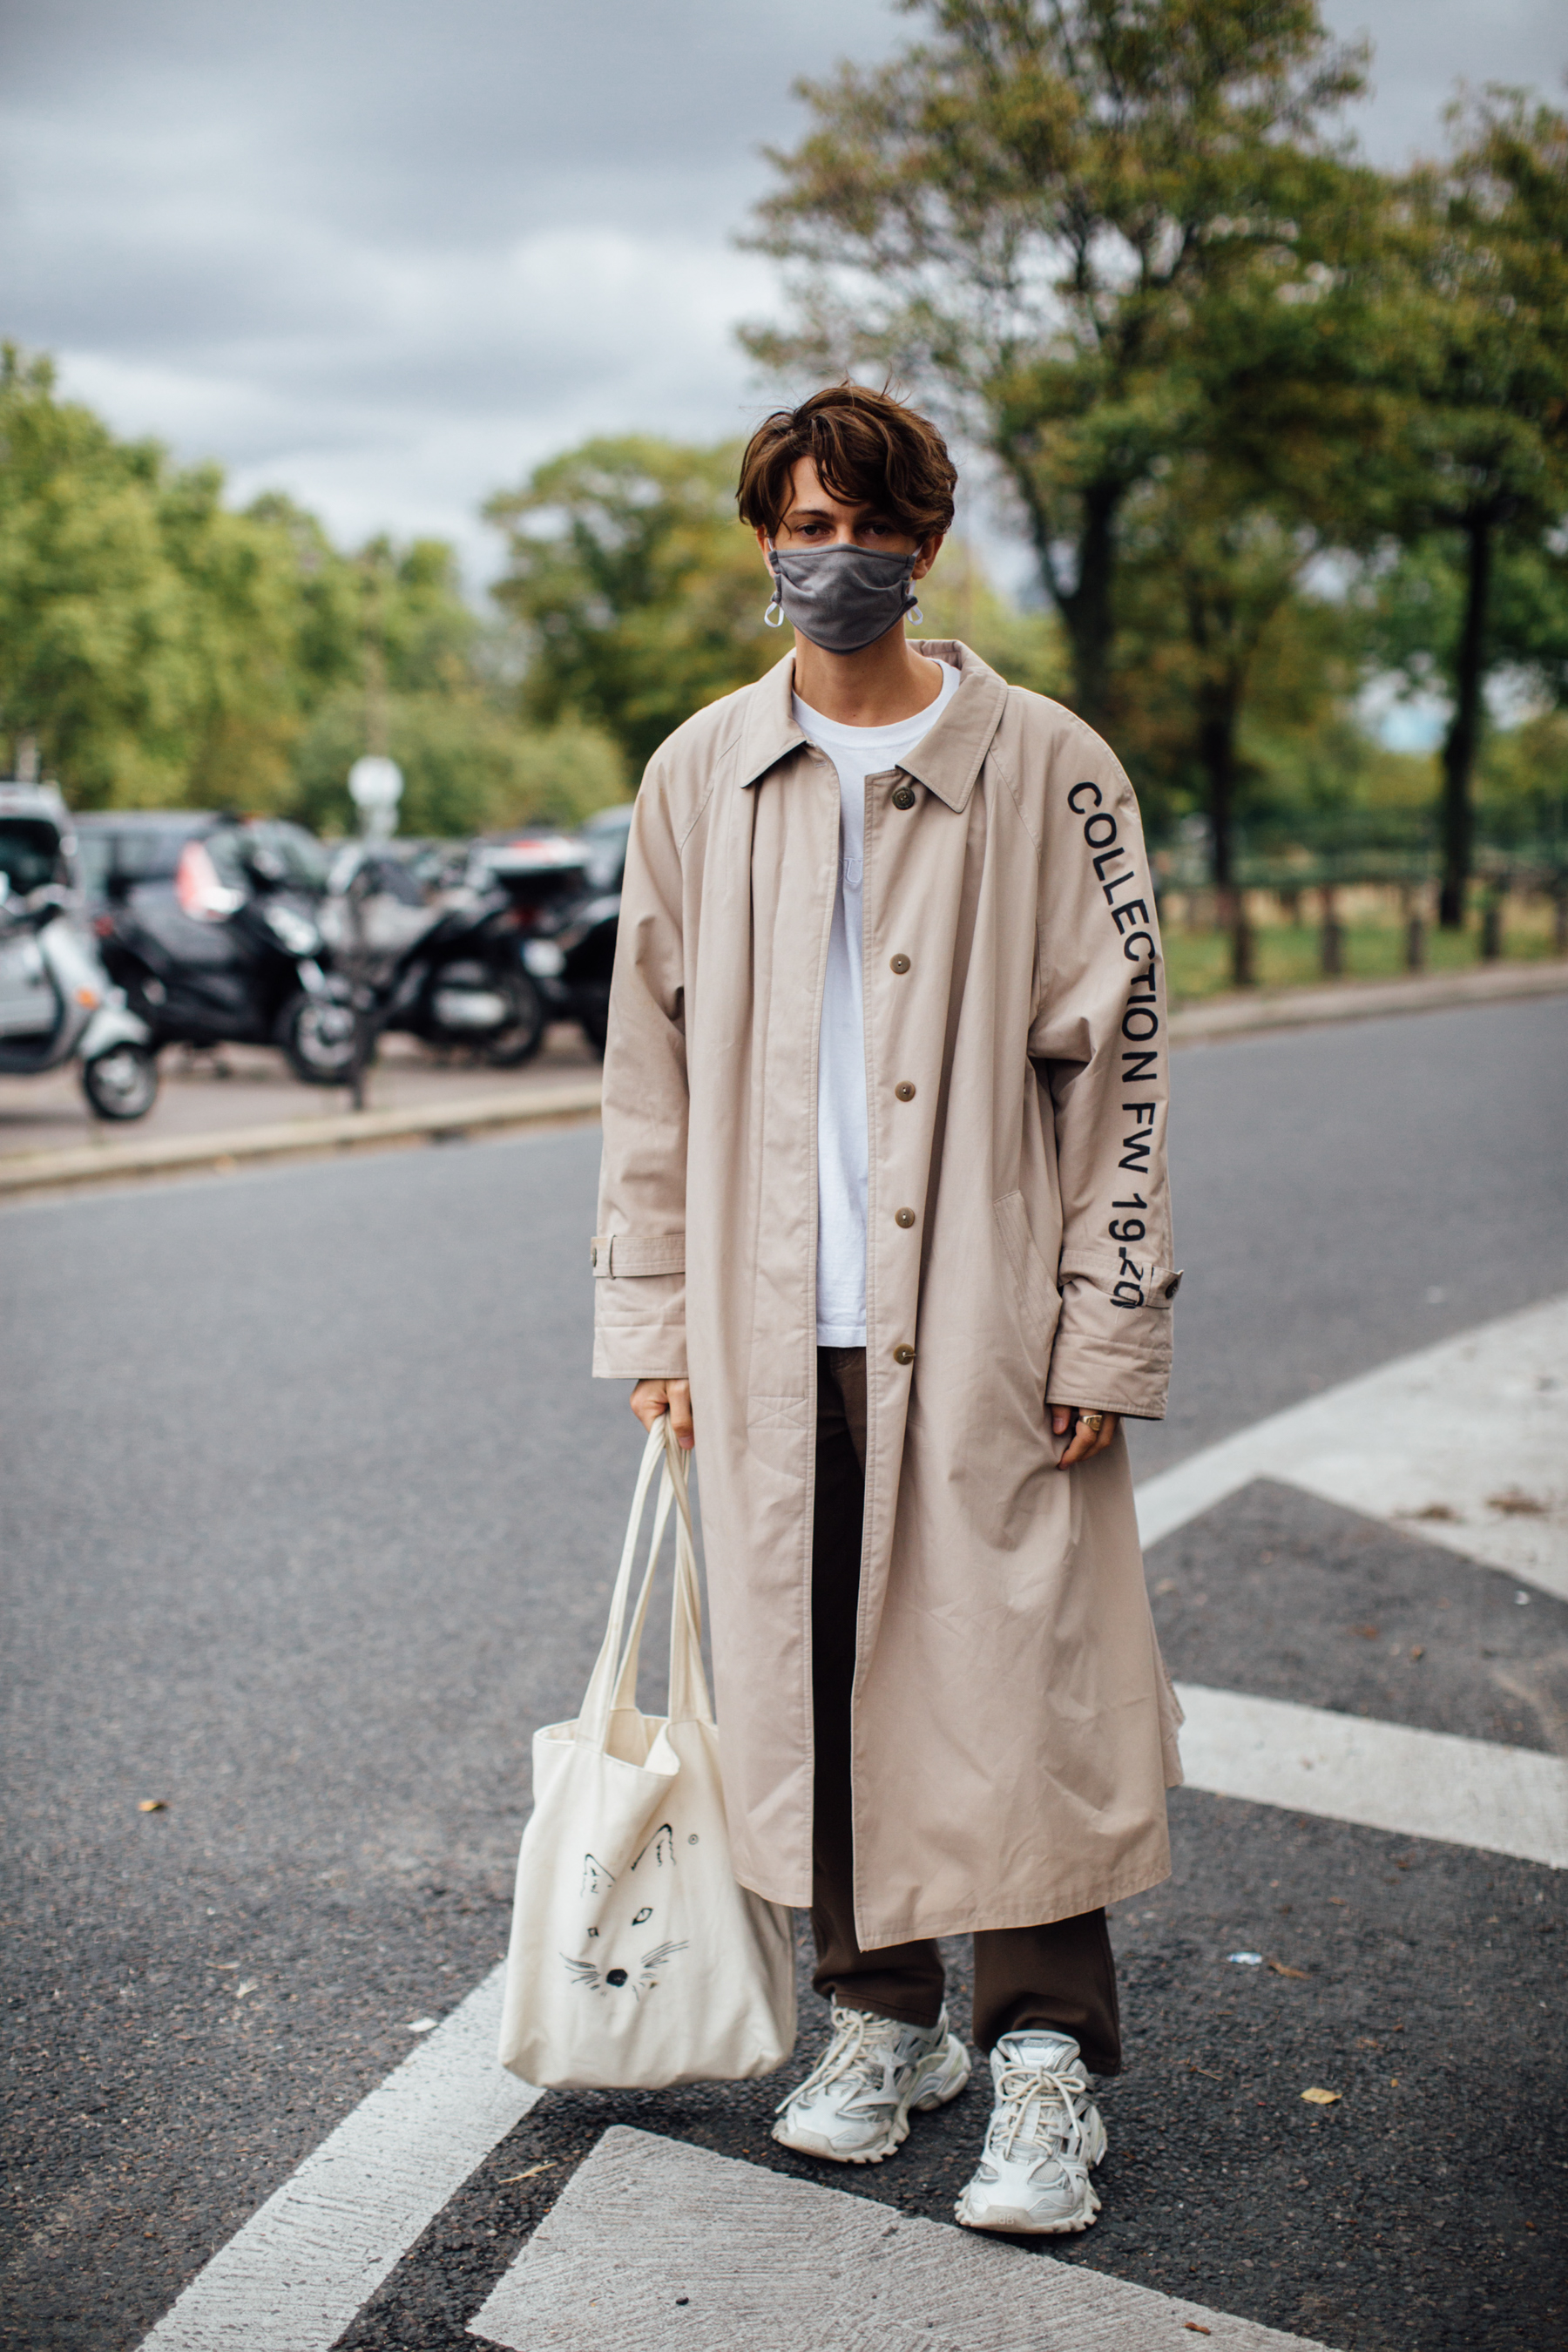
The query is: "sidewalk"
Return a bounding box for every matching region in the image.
[1166,953,1568,1042]
[0,1028,604,1196]
[3,959,1564,1200]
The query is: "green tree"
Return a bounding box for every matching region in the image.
[485,436,779,770]
[742,0,1369,732]
[0,345,200,801]
[1116,482,1315,901]
[159,468,351,812]
[0,348,367,808]
[911,539,1067,694]
[1105,163,1396,961]
[1382,94,1568,924]
[291,689,625,839]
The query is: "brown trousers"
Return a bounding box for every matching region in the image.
[811,1346,1121,2072]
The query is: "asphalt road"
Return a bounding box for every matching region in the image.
[3,994,1565,2352]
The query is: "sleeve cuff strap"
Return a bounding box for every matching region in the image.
[590,1232,686,1277]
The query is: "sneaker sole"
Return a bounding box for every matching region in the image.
[953,2114,1107,2233]
[772,2033,971,2166]
[954,2190,1101,2235]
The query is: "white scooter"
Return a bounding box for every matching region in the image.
[0,782,159,1120]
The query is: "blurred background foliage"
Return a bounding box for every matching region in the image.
[1,0,1565,959]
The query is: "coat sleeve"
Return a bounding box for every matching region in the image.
[1026,728,1178,1421]
[591,760,690,1380]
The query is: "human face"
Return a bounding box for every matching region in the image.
[755,455,942,580]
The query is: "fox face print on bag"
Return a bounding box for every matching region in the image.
[498,1416,797,2092]
[564,1827,687,1998]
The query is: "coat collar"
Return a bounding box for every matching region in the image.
[734,640,1009,814]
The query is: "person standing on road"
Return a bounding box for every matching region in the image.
[591,383,1182,2236]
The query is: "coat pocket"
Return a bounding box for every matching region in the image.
[992,1190,1062,1388]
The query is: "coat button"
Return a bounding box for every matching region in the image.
[891,785,916,809]
[895,1207,916,1228]
[1164,1270,1184,1300]
[889,953,911,974]
[893,1344,916,1365]
[590,1243,598,1267]
[895,1081,916,1101]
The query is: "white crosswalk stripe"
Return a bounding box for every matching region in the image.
[1135,1294,1568,1597]
[1173,1683,1568,1869]
[139,1968,533,2352]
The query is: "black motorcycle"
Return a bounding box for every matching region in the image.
[95,819,357,1085]
[334,846,550,1067]
[516,885,620,1051]
[474,830,618,1051]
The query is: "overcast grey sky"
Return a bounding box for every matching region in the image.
[2,1,1564,580]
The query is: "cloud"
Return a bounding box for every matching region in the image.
[1,0,1564,582]
[2,0,905,576]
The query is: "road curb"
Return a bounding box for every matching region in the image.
[2,961,1563,1200]
[0,1079,605,1200]
[1167,956,1568,1043]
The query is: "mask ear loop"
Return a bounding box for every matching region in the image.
[764,544,785,628]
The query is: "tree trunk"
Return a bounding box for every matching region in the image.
[1005,453,1121,733]
[1197,679,1253,985]
[1058,483,1119,734]
[1200,686,1236,895]
[1438,519,1491,930]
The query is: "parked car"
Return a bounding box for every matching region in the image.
[72,811,216,914]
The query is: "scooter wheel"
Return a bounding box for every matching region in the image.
[280,990,361,1085]
[480,970,547,1067]
[81,1043,160,1121]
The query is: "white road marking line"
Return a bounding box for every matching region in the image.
[1173,1684,1568,1870]
[1136,1293,1568,1598]
[139,1966,539,2352]
[469,2125,1329,2352]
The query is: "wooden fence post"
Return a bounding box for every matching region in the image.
[1320,884,1344,977]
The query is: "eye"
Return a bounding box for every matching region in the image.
[632,1906,652,1925]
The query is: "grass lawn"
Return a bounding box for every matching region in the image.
[1162,903,1565,1005]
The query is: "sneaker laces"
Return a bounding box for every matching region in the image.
[775,2009,902,2115]
[988,2058,1091,2173]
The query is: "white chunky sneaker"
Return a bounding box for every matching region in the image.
[772,2003,970,2164]
[954,2028,1107,2234]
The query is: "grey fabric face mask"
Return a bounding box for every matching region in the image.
[764,543,922,654]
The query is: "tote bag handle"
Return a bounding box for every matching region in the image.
[580,1416,713,1743]
[578,1419,672,1744]
[652,1416,712,1725]
[607,1414,713,1727]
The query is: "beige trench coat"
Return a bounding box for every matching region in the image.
[591,641,1183,1950]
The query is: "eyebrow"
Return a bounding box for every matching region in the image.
[781,501,890,525]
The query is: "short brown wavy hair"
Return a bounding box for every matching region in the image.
[737,383,956,542]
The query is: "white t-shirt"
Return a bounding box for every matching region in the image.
[793,661,962,1347]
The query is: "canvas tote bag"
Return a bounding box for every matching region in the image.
[498,1415,797,2091]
